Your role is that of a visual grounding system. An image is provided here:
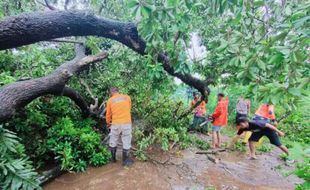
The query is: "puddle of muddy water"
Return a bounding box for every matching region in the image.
[44,161,171,190]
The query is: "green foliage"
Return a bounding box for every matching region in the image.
[192,136,210,150]
[0,125,40,190]
[132,94,210,159]
[285,143,310,190]
[257,143,272,153]
[233,141,247,153]
[47,117,111,172]
[295,159,310,190]
[133,97,191,159]
[0,1,309,189]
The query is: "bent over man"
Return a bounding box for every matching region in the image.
[229,117,289,160]
[106,87,133,166]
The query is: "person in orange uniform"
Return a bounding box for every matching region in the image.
[254,104,277,125]
[106,87,133,166]
[191,92,207,133]
[211,93,229,148]
[243,103,277,145]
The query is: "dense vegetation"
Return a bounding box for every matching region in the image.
[0,0,309,189]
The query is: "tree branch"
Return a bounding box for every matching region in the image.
[0,44,108,121]
[61,86,90,117]
[44,0,57,10]
[47,39,84,44]
[0,10,210,107]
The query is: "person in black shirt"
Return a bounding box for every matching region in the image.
[228,117,289,159]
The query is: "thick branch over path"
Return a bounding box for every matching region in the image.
[0,10,210,96]
[0,11,145,54]
[0,44,108,121]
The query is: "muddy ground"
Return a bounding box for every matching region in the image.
[44,134,302,190]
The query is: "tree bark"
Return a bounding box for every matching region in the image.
[0,44,108,122]
[61,86,90,117]
[0,10,210,97]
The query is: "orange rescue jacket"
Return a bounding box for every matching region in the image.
[191,99,206,117]
[212,97,229,126]
[255,104,276,120]
[106,93,132,125]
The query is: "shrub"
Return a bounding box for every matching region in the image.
[47,117,111,172]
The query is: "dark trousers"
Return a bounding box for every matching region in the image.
[192,116,208,133]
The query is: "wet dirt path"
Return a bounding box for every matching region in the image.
[44,134,302,190]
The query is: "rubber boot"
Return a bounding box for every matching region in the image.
[122,149,134,167]
[110,147,117,163]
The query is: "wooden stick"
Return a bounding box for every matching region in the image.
[196,148,226,154]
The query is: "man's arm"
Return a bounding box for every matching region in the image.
[265,123,284,136]
[227,135,241,149]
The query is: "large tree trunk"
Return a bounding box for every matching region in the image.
[0,11,210,93]
[0,44,108,122]
[0,11,145,54]
[0,10,210,121]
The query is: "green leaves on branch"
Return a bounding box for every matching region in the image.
[47,117,111,172]
[0,125,40,190]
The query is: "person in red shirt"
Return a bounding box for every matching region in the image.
[190,92,207,133]
[211,93,229,148]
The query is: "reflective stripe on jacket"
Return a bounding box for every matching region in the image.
[106,93,132,125]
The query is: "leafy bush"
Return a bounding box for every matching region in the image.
[280,111,310,144]
[0,125,40,190]
[133,96,212,160]
[191,136,210,150]
[285,143,310,190]
[295,159,310,190]
[47,117,111,172]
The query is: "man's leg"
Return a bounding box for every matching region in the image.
[212,126,220,148]
[266,129,289,155]
[121,124,133,166]
[212,127,217,149]
[109,125,120,163]
[216,130,221,148]
[191,116,197,131]
[248,141,257,159]
[248,131,264,159]
[278,145,289,155]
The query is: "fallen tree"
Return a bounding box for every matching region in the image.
[0,10,209,121]
[0,44,108,122]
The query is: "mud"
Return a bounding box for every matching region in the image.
[44,134,302,190]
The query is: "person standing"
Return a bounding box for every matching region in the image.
[236,96,250,122]
[211,93,229,148]
[106,87,133,166]
[236,96,251,144]
[190,92,207,133]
